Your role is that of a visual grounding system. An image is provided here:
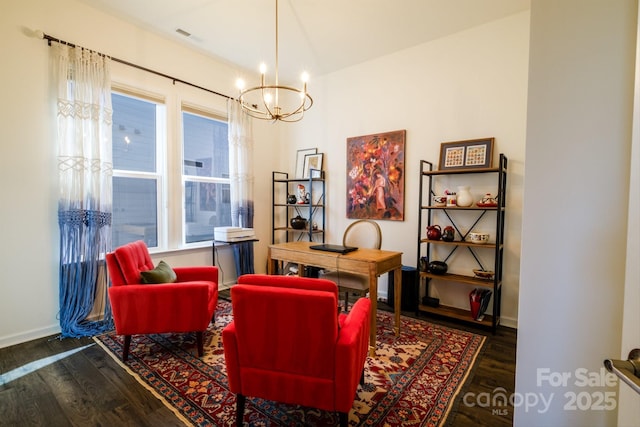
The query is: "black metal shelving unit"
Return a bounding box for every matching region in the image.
[271,170,325,244]
[416,154,507,332]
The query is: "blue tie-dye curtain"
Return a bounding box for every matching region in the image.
[228,99,255,275]
[53,43,113,337]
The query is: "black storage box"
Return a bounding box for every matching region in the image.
[387,265,418,312]
[304,266,322,278]
[423,296,440,307]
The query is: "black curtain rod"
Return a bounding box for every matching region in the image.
[41,32,234,101]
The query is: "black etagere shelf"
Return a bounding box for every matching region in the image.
[416,154,507,332]
[271,170,326,244]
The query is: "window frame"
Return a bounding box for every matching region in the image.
[109,81,231,253]
[180,104,231,248]
[110,88,167,250]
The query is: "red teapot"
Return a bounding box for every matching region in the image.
[426,225,442,240]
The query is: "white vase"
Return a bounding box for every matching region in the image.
[456,186,473,207]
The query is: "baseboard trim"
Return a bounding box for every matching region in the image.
[219,279,238,291]
[500,316,518,329]
[0,324,61,349]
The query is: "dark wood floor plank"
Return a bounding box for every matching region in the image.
[1,391,70,427]
[39,357,99,426]
[59,347,129,414]
[83,343,182,424]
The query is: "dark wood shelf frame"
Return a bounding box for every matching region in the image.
[416,154,507,332]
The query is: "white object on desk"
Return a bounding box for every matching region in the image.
[214,227,255,242]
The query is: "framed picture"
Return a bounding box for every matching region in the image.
[295,148,317,178]
[303,153,323,178]
[346,130,405,221]
[438,137,495,171]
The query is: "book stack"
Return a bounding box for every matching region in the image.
[469,288,492,321]
[213,227,256,242]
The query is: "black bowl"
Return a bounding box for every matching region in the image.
[290,216,308,230]
[428,261,448,275]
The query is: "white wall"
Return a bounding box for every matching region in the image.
[0,0,282,347]
[618,6,640,423]
[289,12,530,327]
[515,1,637,426]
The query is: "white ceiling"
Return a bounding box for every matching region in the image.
[78,0,530,84]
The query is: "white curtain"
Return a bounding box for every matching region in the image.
[52,42,113,337]
[228,99,255,274]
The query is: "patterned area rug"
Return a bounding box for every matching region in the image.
[95,299,485,426]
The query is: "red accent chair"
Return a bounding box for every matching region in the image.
[106,240,218,361]
[223,274,371,427]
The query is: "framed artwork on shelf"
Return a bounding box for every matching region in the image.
[303,153,323,178]
[295,148,317,178]
[438,137,494,171]
[346,129,405,221]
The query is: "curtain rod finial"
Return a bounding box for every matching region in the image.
[21,27,44,39]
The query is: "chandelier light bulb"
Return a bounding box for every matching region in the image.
[263,92,273,104]
[259,63,267,74]
[235,78,245,91]
[301,71,309,94]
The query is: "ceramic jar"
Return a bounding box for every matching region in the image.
[290,215,308,229]
[456,186,473,207]
[441,226,455,242]
[426,225,442,240]
[428,261,448,275]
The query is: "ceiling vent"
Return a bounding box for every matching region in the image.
[175,28,191,38]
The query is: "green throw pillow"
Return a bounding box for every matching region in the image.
[140,260,177,284]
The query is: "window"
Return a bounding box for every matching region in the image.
[111,92,164,248]
[182,109,231,243]
[111,89,231,250]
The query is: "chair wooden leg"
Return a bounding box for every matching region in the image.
[196,331,204,357]
[122,335,131,362]
[236,394,246,426]
[360,369,365,385]
[344,291,349,311]
[338,412,348,427]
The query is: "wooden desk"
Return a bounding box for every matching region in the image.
[268,241,403,356]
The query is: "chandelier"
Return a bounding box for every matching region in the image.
[236,0,313,122]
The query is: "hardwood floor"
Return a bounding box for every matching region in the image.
[0,333,182,427]
[0,296,516,427]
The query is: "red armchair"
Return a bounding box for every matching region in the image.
[223,274,371,426]
[106,240,218,361]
